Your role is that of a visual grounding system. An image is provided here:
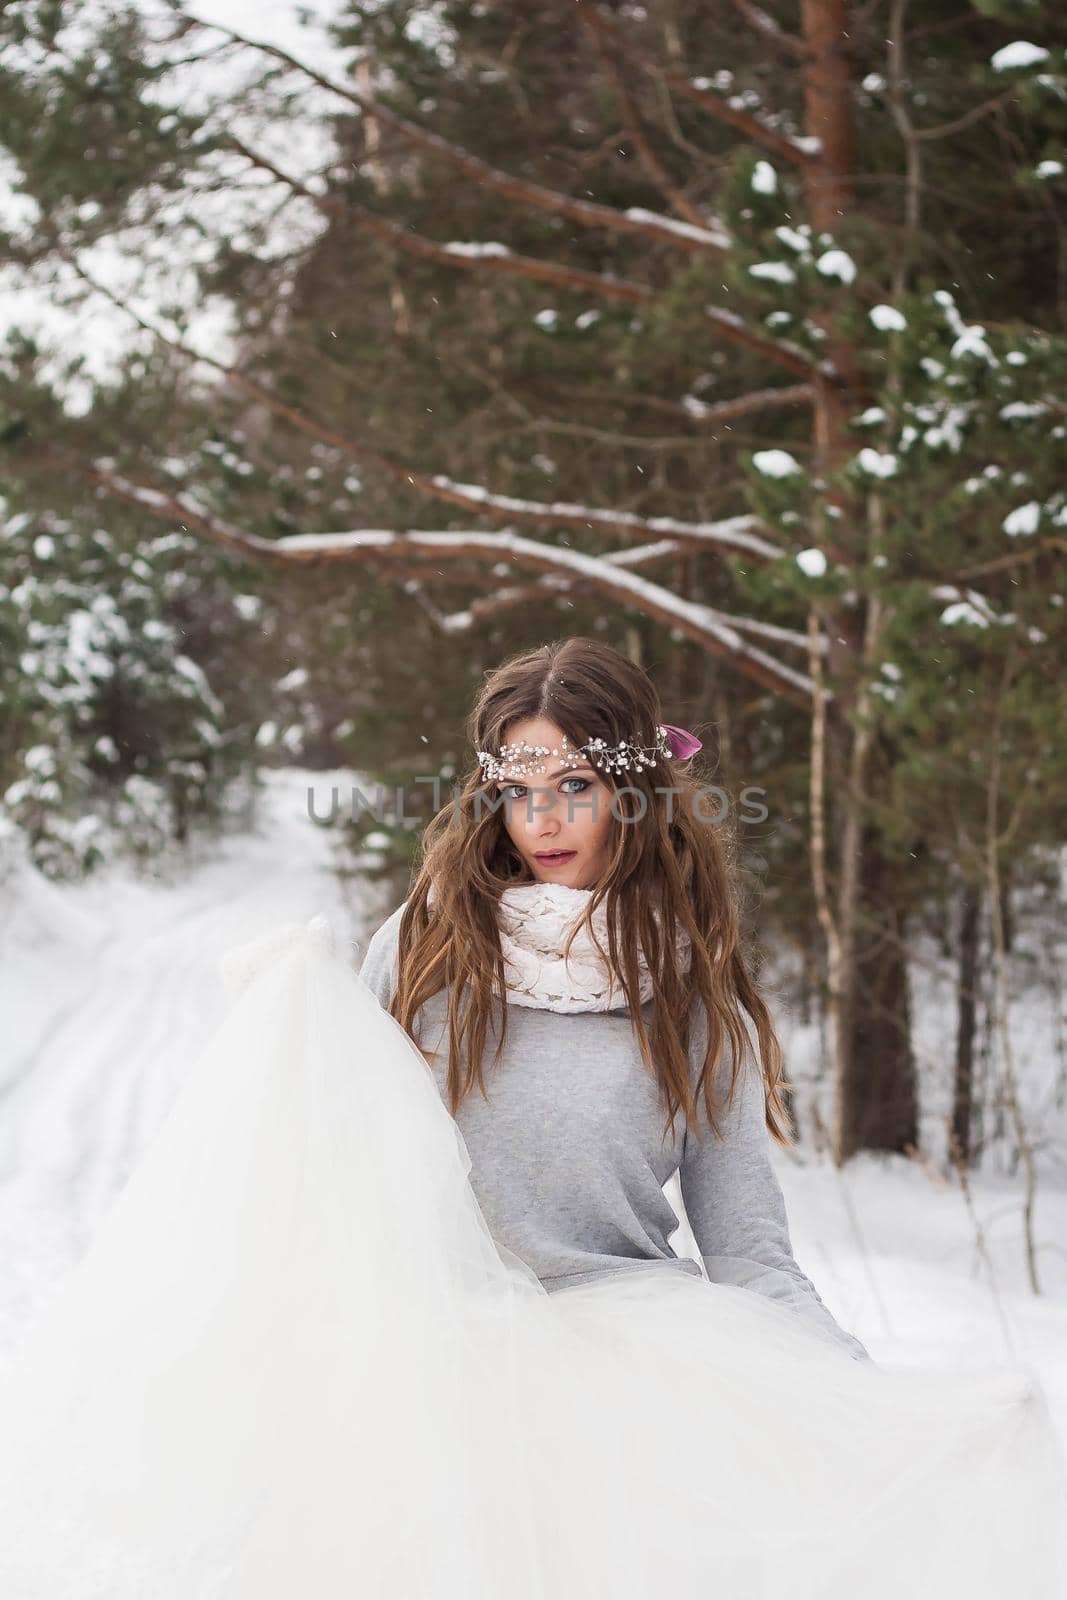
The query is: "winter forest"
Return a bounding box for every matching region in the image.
[1,0,1066,1412]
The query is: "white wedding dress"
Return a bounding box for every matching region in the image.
[0,915,1065,1599]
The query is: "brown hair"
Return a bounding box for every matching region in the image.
[387,637,793,1151]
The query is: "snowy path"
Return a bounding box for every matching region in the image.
[1,765,1065,1452]
[0,767,387,1361]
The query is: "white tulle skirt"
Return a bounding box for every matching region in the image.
[1,915,1065,1599]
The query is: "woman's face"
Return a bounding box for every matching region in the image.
[494,716,615,889]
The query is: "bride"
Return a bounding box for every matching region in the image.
[0,635,1064,1598]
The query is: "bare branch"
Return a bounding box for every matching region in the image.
[226,137,654,306]
[91,467,817,705]
[915,88,1018,143]
[576,6,711,232]
[946,539,1067,582]
[223,143,821,379]
[422,483,784,560]
[417,538,686,628]
[670,381,816,425]
[703,305,835,381]
[579,2,820,170]
[186,12,732,258]
[728,0,808,59]
[531,380,814,427]
[70,256,785,560]
[415,536,823,658]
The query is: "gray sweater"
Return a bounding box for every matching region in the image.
[357,901,871,1364]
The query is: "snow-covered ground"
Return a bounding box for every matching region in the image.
[0,767,394,1361]
[1,764,1065,1452]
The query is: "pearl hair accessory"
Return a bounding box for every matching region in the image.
[476,724,701,783]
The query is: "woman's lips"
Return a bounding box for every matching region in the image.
[534,850,576,863]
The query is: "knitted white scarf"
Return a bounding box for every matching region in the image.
[496,881,691,1013]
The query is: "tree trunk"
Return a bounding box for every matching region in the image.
[836,822,918,1158]
[952,882,982,1165]
[799,0,918,1162]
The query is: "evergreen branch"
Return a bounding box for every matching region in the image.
[90,467,817,705]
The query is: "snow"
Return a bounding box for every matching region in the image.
[441,241,512,258]
[869,304,907,332]
[751,160,778,195]
[3,765,1066,1412]
[940,600,990,628]
[752,449,803,478]
[0,768,383,1360]
[1003,501,1042,537]
[0,1,353,413]
[795,547,827,578]
[418,478,785,560]
[932,585,1012,627]
[815,249,856,285]
[748,261,796,285]
[920,402,972,452]
[934,290,999,366]
[950,325,998,364]
[623,207,731,251]
[275,666,309,692]
[990,41,1050,71]
[773,225,811,255]
[999,401,1048,421]
[855,448,899,478]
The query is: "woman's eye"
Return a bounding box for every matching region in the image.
[500,778,589,800]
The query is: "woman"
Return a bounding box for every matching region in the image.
[0,637,1064,1597]
[359,637,872,1359]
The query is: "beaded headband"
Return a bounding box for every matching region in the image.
[476,724,702,783]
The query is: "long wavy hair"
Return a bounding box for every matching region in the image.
[388,637,793,1151]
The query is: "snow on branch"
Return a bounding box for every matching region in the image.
[74,261,783,558]
[226,138,654,306]
[581,3,820,169]
[189,16,731,258]
[703,306,836,381]
[407,539,683,630]
[576,4,713,234]
[424,479,783,559]
[92,468,817,705]
[230,140,828,380]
